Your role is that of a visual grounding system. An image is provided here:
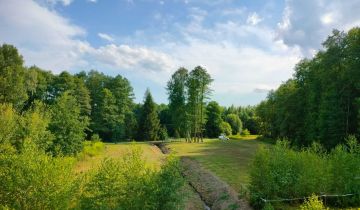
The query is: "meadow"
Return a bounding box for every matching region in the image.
[168,135,264,191]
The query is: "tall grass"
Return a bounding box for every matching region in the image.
[249,136,360,209]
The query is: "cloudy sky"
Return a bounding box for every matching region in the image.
[1,0,359,106]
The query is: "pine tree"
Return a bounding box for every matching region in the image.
[138,89,160,141]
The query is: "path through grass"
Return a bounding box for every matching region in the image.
[168,136,267,192]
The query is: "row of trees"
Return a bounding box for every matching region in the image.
[256,27,360,149]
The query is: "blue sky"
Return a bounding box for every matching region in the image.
[1,0,360,106]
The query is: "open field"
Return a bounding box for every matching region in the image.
[167,135,267,191]
[75,142,164,173]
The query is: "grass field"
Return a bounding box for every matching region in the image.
[75,136,267,192]
[75,142,164,173]
[167,135,267,192]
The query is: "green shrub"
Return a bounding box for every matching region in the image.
[220,121,232,136]
[241,128,251,136]
[0,142,77,210]
[79,146,185,210]
[90,133,102,142]
[300,194,328,210]
[249,138,359,209]
[79,140,105,158]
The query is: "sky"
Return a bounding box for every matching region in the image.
[1,0,360,106]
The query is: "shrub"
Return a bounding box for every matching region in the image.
[241,128,250,136]
[0,142,77,210]
[158,126,169,141]
[300,194,328,210]
[79,146,185,210]
[79,140,105,158]
[249,138,359,208]
[220,121,232,136]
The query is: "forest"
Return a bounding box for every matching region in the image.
[0,28,359,210]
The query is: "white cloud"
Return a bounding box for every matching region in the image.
[0,0,177,76]
[0,0,88,72]
[246,12,263,25]
[88,0,97,3]
[90,44,175,73]
[98,33,115,42]
[277,0,360,56]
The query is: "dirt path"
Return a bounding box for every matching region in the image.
[152,142,252,210]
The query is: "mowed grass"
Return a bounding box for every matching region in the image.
[75,142,164,173]
[168,135,267,192]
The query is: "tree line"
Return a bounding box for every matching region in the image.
[255,27,360,149]
[0,43,259,156]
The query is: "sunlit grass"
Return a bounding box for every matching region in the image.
[168,136,267,192]
[74,142,164,173]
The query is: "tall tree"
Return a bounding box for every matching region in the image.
[0,44,28,110]
[49,91,89,155]
[225,114,242,135]
[167,68,189,138]
[186,66,213,142]
[138,89,160,141]
[205,101,223,138]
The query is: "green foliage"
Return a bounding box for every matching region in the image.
[205,101,223,138]
[186,66,213,141]
[249,138,360,208]
[85,70,134,141]
[241,128,251,136]
[256,28,360,148]
[0,103,19,153]
[220,121,232,136]
[300,194,328,210]
[167,68,188,137]
[79,147,184,210]
[225,114,242,135]
[124,112,138,140]
[0,142,77,210]
[0,102,53,152]
[158,125,169,141]
[138,89,160,141]
[79,141,105,158]
[49,91,89,155]
[0,44,28,110]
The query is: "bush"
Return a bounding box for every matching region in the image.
[79,140,105,158]
[0,142,77,210]
[241,128,250,136]
[158,126,169,141]
[249,138,360,209]
[79,146,184,210]
[300,194,328,210]
[220,121,232,136]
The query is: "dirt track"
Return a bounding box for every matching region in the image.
[153,142,252,210]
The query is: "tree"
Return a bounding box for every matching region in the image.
[186,66,213,142]
[225,114,242,135]
[205,101,223,138]
[138,89,160,141]
[97,88,121,141]
[167,68,188,138]
[49,91,88,155]
[0,44,28,110]
[124,112,138,140]
[219,121,232,136]
[255,28,360,149]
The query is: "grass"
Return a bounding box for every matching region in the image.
[167,135,268,192]
[74,142,164,173]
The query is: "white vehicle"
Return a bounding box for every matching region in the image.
[218,134,229,140]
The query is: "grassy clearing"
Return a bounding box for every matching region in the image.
[75,142,164,173]
[168,136,268,192]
